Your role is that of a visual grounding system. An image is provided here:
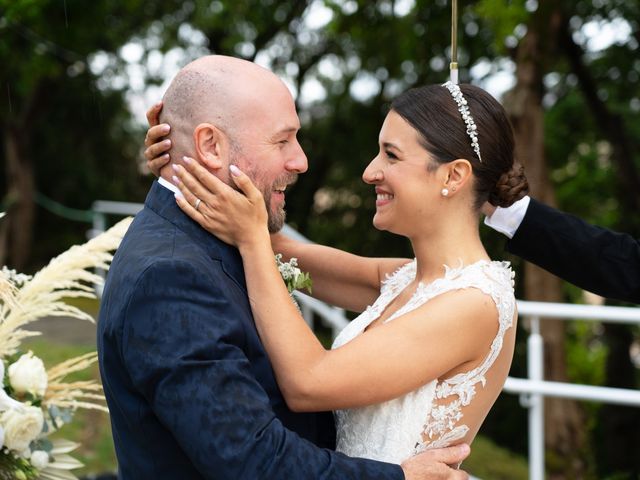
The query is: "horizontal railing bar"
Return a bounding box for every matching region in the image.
[92,200,144,216]
[517,300,640,323]
[293,291,349,330]
[504,377,640,406]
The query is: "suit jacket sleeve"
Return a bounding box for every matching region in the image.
[121,259,403,480]
[507,198,640,303]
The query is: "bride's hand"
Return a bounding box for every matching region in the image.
[143,101,172,177]
[173,157,269,249]
[401,444,470,480]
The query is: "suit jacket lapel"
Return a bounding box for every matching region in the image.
[144,181,247,292]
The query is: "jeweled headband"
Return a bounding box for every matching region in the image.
[441,81,482,163]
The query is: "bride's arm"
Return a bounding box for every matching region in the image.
[173,160,498,412]
[242,242,495,411]
[271,233,409,312]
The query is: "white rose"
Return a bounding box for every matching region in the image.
[30,450,50,470]
[8,352,48,397]
[0,406,44,452]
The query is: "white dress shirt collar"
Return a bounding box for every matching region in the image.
[158,177,183,197]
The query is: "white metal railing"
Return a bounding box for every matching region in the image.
[503,301,640,480]
[92,200,640,480]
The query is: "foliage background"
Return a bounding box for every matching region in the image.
[1,0,639,478]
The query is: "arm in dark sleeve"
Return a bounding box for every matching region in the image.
[507,198,640,303]
[122,260,403,480]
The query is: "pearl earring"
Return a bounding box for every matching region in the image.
[441,188,449,197]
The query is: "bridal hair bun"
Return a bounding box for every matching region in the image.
[489,163,529,208]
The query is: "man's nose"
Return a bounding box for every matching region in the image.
[286,141,308,173]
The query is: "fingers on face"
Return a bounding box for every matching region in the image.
[149,124,170,143]
[230,167,262,203]
[144,139,171,161]
[146,102,163,126]
[148,155,170,175]
[173,164,215,209]
[175,193,206,224]
[187,158,227,194]
[179,157,235,202]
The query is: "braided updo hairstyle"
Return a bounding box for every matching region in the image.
[391,84,529,209]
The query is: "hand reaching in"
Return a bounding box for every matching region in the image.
[172,157,269,250]
[401,444,471,480]
[143,101,172,176]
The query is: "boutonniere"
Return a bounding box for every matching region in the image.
[275,254,312,295]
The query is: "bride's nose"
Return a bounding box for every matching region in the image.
[363,156,383,184]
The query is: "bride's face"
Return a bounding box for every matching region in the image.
[362,110,444,236]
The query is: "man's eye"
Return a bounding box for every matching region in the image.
[385,150,397,159]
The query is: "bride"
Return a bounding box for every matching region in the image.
[146,82,526,463]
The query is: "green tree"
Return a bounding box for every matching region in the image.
[0,0,187,270]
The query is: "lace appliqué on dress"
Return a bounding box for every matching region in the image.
[333,259,516,464]
[414,261,515,454]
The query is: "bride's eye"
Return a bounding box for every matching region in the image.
[385,150,398,160]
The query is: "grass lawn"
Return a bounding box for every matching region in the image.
[465,435,529,479]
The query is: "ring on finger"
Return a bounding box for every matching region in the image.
[194,198,202,211]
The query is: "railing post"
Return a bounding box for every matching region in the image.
[301,303,313,327]
[92,212,108,298]
[528,316,545,480]
[332,307,346,340]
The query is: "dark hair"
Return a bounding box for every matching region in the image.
[391,84,528,209]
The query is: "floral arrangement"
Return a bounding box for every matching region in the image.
[0,217,132,480]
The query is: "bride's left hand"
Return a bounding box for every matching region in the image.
[172,157,269,249]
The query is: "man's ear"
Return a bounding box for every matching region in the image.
[193,123,228,172]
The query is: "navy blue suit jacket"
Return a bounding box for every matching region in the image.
[507,198,640,303]
[98,182,403,479]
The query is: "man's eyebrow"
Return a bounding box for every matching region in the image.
[271,127,299,140]
[278,127,299,134]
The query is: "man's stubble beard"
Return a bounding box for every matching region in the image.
[229,157,295,234]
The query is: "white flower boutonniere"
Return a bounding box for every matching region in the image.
[275,254,312,310]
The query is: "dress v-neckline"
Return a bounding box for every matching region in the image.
[363,259,492,332]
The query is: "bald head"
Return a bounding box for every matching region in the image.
[160,55,291,160]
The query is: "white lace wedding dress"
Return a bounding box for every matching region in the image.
[332,259,516,464]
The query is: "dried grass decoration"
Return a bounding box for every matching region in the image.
[0,217,132,480]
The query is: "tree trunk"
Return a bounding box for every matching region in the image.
[0,126,35,270]
[504,6,586,477]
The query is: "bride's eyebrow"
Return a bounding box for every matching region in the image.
[382,141,402,153]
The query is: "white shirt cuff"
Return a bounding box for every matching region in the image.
[484,195,531,239]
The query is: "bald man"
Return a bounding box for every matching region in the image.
[98,56,469,480]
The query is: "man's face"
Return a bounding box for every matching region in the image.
[230,86,308,232]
